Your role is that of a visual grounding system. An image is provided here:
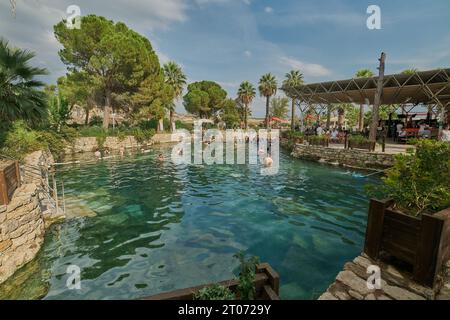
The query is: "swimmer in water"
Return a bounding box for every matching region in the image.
[264,156,273,167]
[157,153,165,161]
[94,149,101,159]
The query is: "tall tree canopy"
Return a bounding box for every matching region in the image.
[183,81,227,118]
[237,81,256,129]
[220,99,241,128]
[0,39,48,124]
[54,15,163,128]
[57,72,102,125]
[258,73,277,128]
[281,70,304,130]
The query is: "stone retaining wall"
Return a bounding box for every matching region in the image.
[64,134,174,154]
[318,253,447,300]
[0,149,58,285]
[290,143,395,170]
[0,183,45,285]
[65,136,143,154]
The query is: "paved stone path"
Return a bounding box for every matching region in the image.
[319,254,450,300]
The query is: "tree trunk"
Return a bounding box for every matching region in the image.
[370,52,386,142]
[158,118,164,133]
[170,110,175,132]
[326,105,331,129]
[291,98,295,131]
[103,89,111,129]
[84,108,90,126]
[245,104,248,129]
[359,104,364,132]
[265,96,270,129]
[338,109,345,130]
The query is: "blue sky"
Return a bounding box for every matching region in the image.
[1,0,450,116]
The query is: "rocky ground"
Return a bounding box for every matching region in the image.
[319,253,450,300]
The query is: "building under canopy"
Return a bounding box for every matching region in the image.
[287,68,450,121]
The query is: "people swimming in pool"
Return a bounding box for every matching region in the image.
[157,153,165,162]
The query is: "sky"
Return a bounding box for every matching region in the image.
[1,0,450,116]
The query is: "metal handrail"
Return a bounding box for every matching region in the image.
[1,153,66,216]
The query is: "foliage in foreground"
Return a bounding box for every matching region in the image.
[194,252,260,301]
[366,140,450,216]
[0,121,70,160]
[0,39,48,124]
[194,284,235,300]
[234,252,260,300]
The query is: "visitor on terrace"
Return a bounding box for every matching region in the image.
[330,128,339,142]
[441,124,450,142]
[418,122,431,138]
[316,124,324,136]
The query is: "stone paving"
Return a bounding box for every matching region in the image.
[319,253,450,300]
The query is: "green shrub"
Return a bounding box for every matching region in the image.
[366,140,450,216]
[348,135,370,144]
[36,131,66,159]
[175,120,193,131]
[233,252,260,300]
[132,128,155,143]
[89,115,103,126]
[194,285,235,300]
[0,121,43,159]
[308,135,328,143]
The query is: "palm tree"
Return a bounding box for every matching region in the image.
[163,61,187,132]
[258,73,277,129]
[402,68,418,75]
[237,81,256,129]
[282,70,304,130]
[355,69,374,132]
[0,39,48,124]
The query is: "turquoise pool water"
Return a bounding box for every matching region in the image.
[0,146,377,300]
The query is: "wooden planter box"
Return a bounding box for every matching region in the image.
[294,137,304,144]
[364,199,450,287]
[141,263,280,300]
[0,161,21,205]
[348,140,376,151]
[307,138,329,147]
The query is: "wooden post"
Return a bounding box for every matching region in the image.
[369,53,386,142]
[364,199,393,260]
[414,213,445,287]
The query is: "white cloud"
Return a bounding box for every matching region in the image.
[264,7,273,14]
[279,56,331,77]
[244,50,252,57]
[0,0,188,83]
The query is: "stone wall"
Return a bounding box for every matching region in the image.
[0,149,60,285]
[65,136,142,154]
[0,183,45,285]
[65,134,174,154]
[290,143,395,170]
[318,254,438,300]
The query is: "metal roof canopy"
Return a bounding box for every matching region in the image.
[289,68,450,107]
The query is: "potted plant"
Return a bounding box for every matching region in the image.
[307,135,329,147]
[364,140,450,287]
[348,135,376,151]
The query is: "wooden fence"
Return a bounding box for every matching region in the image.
[141,263,280,300]
[0,160,21,205]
